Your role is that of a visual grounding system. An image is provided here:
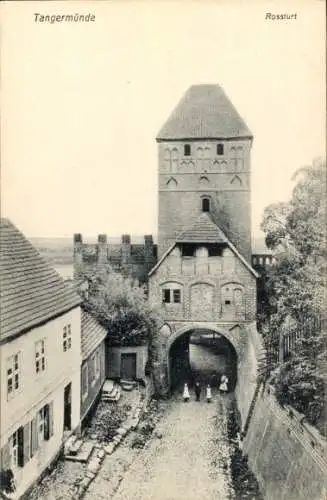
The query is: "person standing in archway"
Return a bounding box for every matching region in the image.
[183,382,190,402]
[194,381,201,401]
[206,384,212,403]
[219,374,228,394]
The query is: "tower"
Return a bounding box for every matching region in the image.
[156,84,253,262]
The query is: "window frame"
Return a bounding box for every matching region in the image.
[94,351,100,380]
[63,324,72,352]
[217,143,224,156]
[162,285,182,305]
[82,363,89,400]
[184,144,191,156]
[90,354,96,387]
[162,289,171,304]
[35,339,46,375]
[173,289,181,303]
[10,430,19,467]
[7,352,20,399]
[202,197,210,212]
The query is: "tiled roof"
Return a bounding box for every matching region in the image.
[81,310,107,360]
[0,219,81,342]
[157,84,252,140]
[149,213,259,278]
[176,213,229,244]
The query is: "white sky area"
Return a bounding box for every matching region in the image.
[1,0,325,240]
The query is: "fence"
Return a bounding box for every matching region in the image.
[264,315,326,372]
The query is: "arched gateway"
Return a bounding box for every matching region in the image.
[148,84,265,430]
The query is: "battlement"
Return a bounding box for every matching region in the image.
[73,233,158,283]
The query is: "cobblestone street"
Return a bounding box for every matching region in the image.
[85,390,234,500]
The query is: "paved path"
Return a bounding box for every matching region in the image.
[112,392,234,500]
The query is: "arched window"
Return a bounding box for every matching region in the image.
[217,143,224,155]
[184,144,191,156]
[202,197,210,212]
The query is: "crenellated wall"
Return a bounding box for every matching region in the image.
[73,233,157,284]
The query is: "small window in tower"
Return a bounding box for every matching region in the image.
[184,144,191,156]
[202,198,210,212]
[217,144,224,155]
[225,300,231,305]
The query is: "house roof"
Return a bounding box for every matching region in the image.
[157,84,252,141]
[81,310,107,361]
[149,213,259,278]
[0,218,81,342]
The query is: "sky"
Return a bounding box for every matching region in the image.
[1,0,325,240]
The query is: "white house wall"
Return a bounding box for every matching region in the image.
[0,307,81,498]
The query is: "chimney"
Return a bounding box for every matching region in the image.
[121,234,132,276]
[97,234,108,268]
[73,233,83,279]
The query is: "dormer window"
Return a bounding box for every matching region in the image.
[202,197,210,212]
[184,144,191,156]
[217,144,224,155]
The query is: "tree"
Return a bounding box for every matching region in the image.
[260,158,326,434]
[82,265,162,348]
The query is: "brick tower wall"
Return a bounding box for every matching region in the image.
[157,139,252,262]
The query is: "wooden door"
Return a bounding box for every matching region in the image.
[120,353,137,380]
[64,383,72,431]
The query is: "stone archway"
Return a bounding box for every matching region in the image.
[164,323,241,395]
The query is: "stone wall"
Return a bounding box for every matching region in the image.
[73,233,157,284]
[149,244,257,323]
[106,345,148,380]
[243,386,327,500]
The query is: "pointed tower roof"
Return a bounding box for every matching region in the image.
[157,84,252,141]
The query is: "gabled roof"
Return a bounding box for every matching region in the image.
[81,310,107,361]
[0,219,81,342]
[176,212,228,244]
[157,84,252,141]
[149,213,258,278]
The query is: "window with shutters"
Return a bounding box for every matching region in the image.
[63,324,72,352]
[7,352,20,398]
[90,354,96,386]
[82,364,88,400]
[35,339,46,374]
[95,350,101,380]
[38,406,49,444]
[9,430,19,467]
[8,427,24,468]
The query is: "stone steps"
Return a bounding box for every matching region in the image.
[121,379,138,391]
[102,379,122,402]
[65,440,95,463]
